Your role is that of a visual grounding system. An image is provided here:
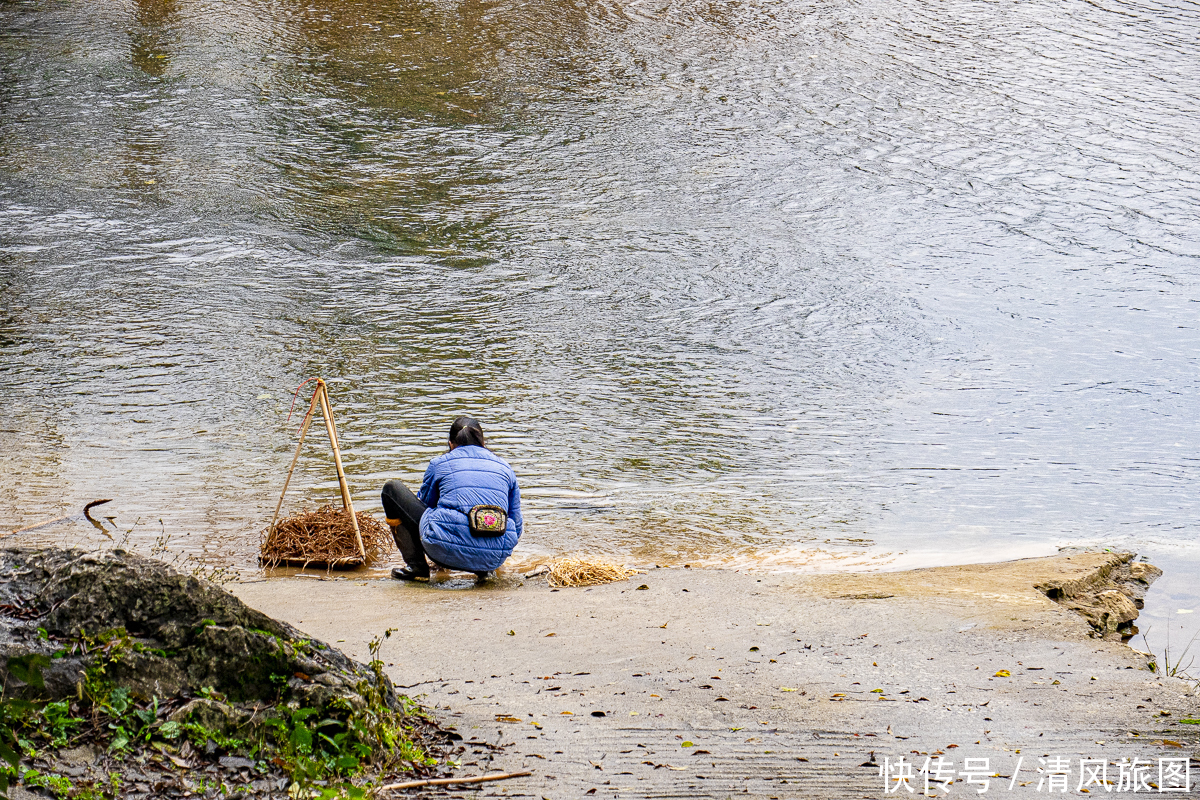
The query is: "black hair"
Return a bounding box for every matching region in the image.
[449,416,486,449]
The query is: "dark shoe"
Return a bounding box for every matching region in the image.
[391,565,430,582]
[474,571,490,582]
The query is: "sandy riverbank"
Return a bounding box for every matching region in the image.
[233,552,1199,799]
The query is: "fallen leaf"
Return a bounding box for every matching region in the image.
[561,711,573,715]
[681,741,694,748]
[692,750,711,755]
[496,715,521,723]
[659,622,668,629]
[871,689,883,694]
[545,633,556,637]
[994,670,1010,677]
[591,711,606,717]
[749,647,759,652]
[636,585,649,590]
[780,687,797,692]
[508,630,516,636]
[586,789,596,795]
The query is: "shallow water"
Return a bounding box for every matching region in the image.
[2,0,1199,641]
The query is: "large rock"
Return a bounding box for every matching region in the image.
[0,546,396,713]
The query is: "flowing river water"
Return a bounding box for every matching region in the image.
[2,0,1199,641]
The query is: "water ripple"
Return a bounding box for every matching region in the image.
[0,0,1198,573]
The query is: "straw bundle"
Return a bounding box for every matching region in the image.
[261,505,390,569]
[546,558,641,588]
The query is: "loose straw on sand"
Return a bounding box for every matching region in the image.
[546,558,641,588]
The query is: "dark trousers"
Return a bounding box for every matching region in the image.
[381,479,430,574]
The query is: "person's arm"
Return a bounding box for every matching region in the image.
[417,463,439,508]
[509,476,523,540]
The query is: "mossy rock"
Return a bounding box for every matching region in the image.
[0,546,397,713]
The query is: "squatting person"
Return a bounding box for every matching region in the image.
[380,416,523,582]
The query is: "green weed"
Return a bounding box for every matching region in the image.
[1141,615,1200,681]
[2,628,433,800]
[20,769,73,799]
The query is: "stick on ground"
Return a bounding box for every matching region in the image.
[379,770,532,791]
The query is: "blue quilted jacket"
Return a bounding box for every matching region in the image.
[416,445,523,572]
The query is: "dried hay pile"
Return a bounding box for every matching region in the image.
[261,505,391,569]
[546,558,641,588]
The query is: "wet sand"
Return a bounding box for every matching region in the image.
[233,553,1199,798]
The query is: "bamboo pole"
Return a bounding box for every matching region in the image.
[316,380,365,560]
[268,388,321,536]
[379,771,532,792]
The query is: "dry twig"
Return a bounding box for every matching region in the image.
[380,770,532,792]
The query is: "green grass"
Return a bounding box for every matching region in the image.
[2,626,435,800]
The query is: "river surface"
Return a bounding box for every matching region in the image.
[2,0,1199,636]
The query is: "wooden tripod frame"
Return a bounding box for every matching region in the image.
[268,378,365,562]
